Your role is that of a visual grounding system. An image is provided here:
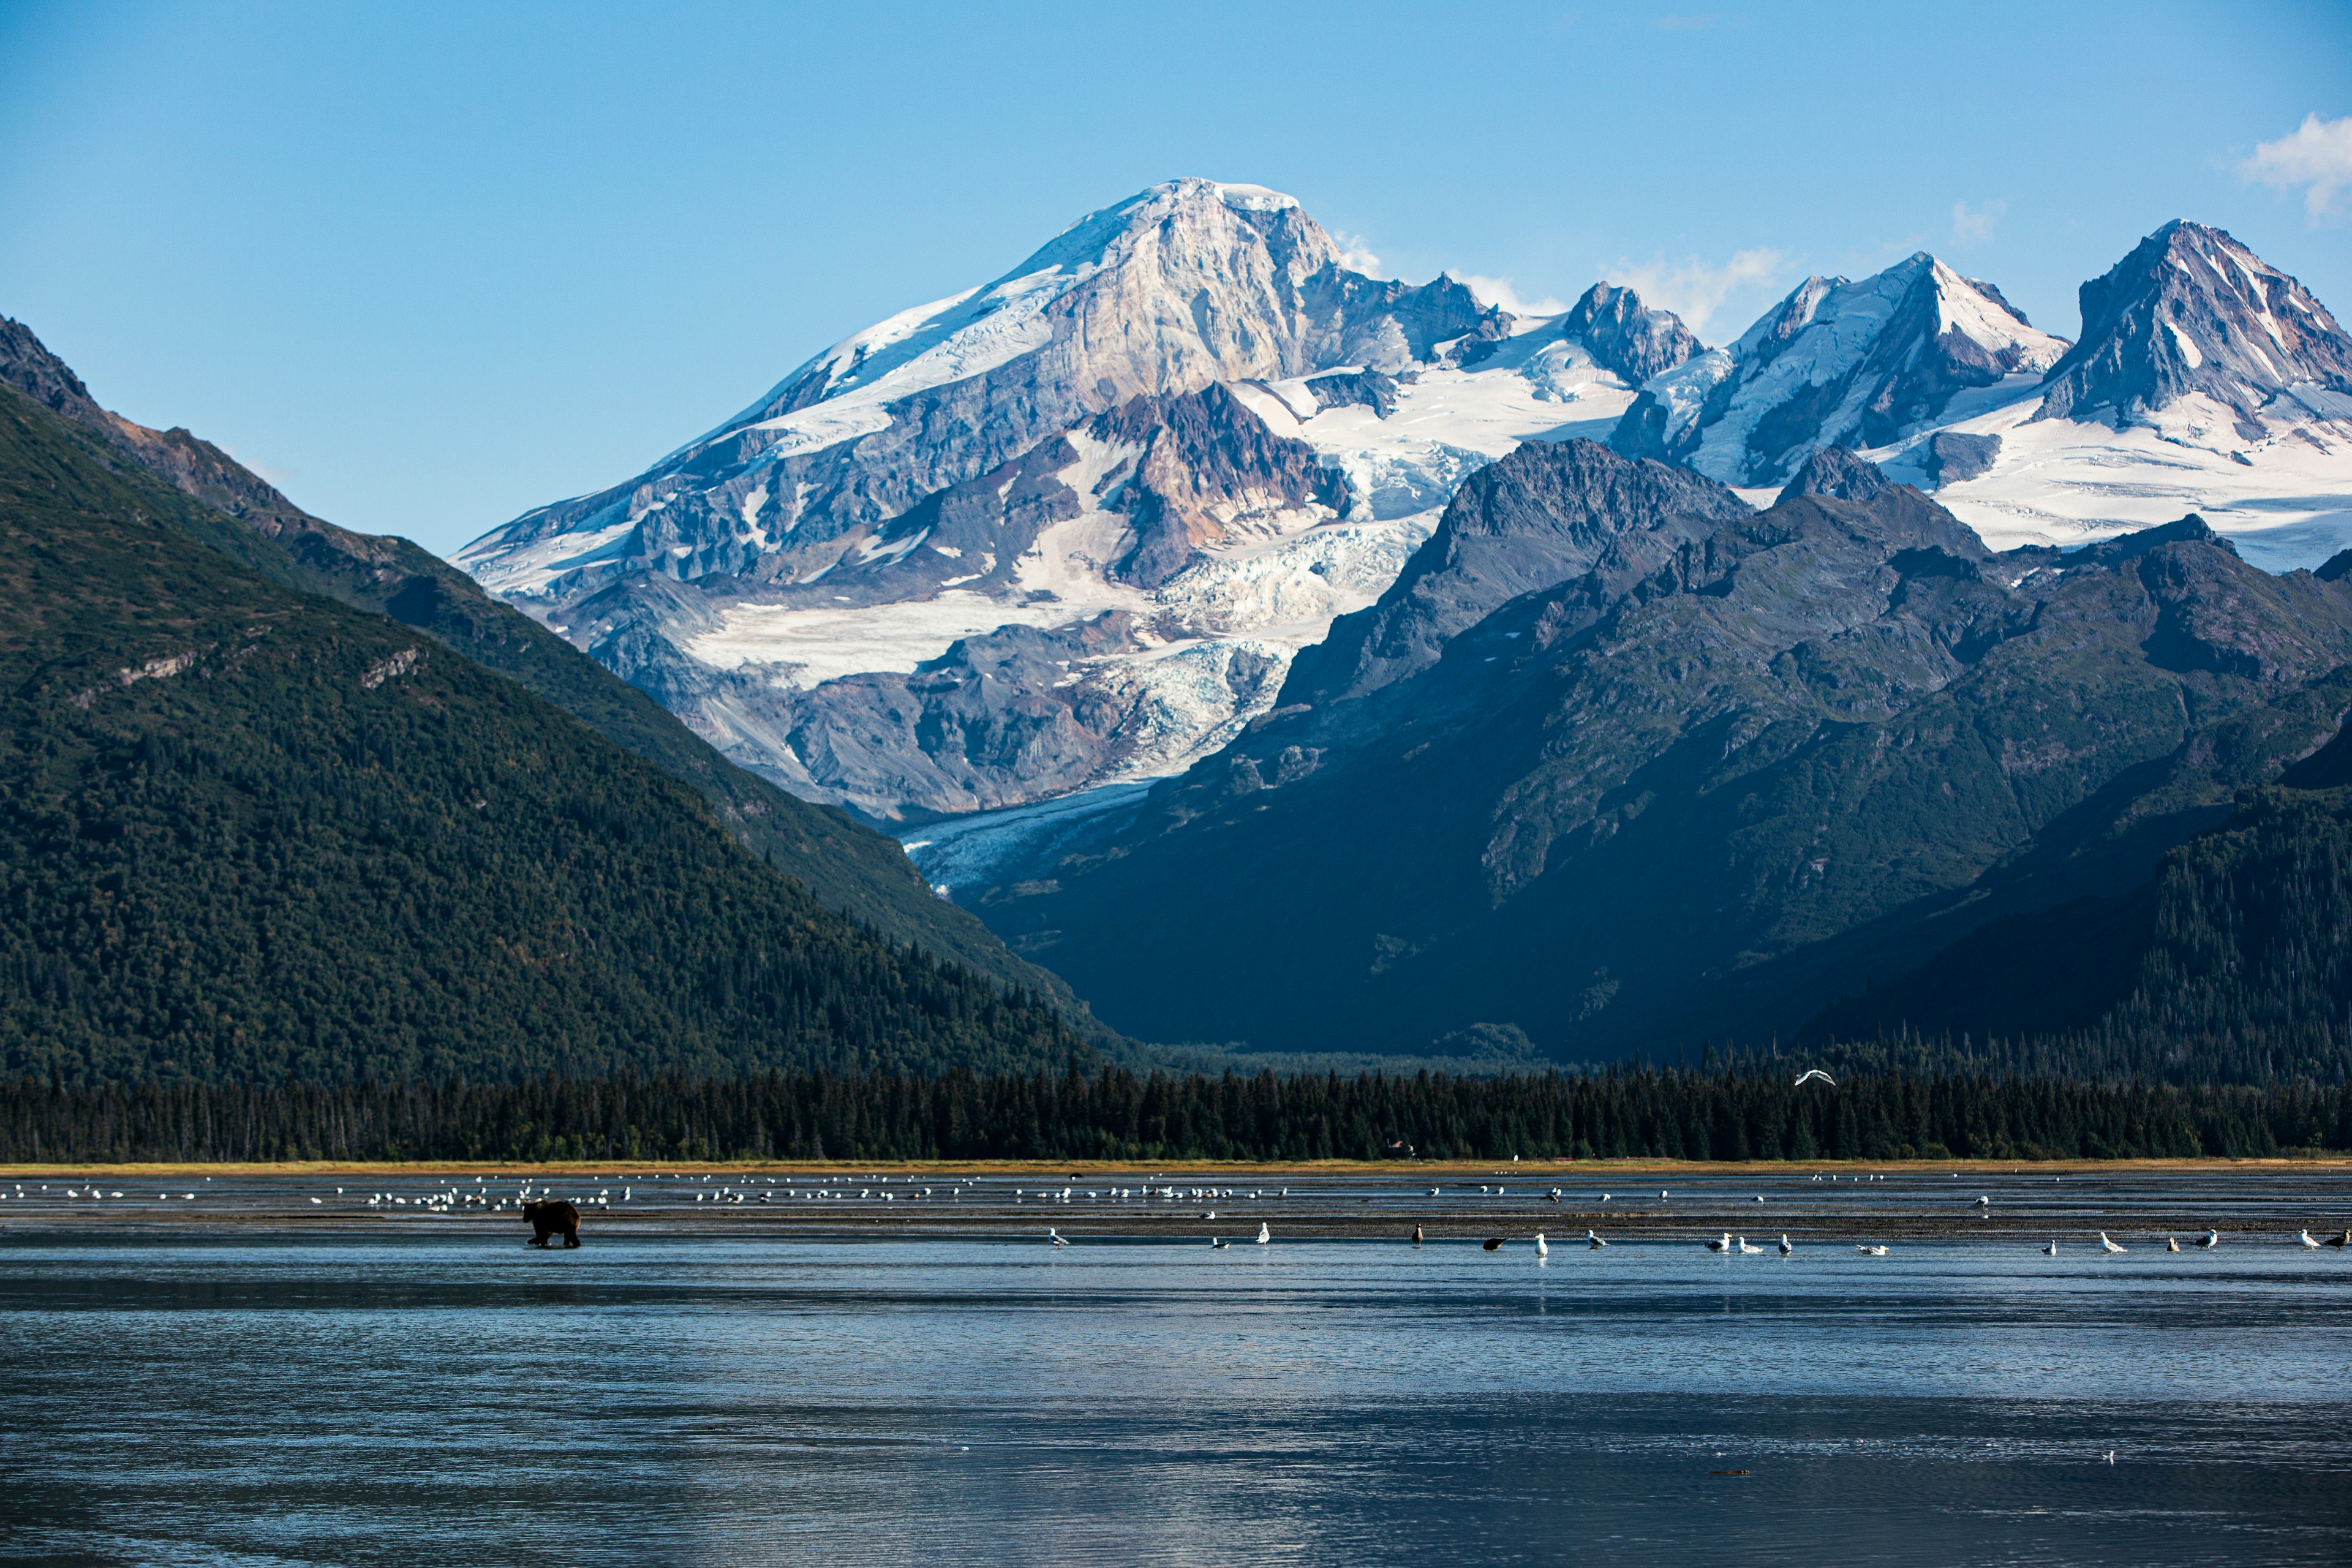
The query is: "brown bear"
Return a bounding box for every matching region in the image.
[522,1199,581,1248]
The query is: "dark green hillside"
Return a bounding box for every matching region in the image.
[1811,782,2352,1083]
[0,315,1087,1021]
[0,386,1084,1085]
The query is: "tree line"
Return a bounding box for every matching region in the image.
[6,1064,2349,1164]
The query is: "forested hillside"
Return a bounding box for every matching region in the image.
[0,315,1089,1020]
[1810,780,2352,1084]
[0,385,1086,1085]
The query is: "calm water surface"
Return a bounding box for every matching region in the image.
[5,1202,2352,1566]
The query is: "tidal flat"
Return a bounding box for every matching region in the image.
[4,1168,2351,1566]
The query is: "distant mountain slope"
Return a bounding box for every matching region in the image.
[0,383,1085,1085]
[1807,778,2352,1084]
[0,316,1082,1017]
[975,447,2352,1068]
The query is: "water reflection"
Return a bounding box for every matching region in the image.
[4,1223,2351,1565]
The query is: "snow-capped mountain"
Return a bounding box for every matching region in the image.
[456,190,2352,834]
[1609,252,2070,487]
[458,179,1676,818]
[2038,220,2352,434]
[1872,222,2352,562]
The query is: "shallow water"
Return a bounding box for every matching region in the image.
[5,1191,2352,1565]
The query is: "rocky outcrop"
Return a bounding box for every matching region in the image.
[1559,282,1702,385]
[2036,220,2352,438]
[1925,431,2000,484]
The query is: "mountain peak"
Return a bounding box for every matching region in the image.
[1559,283,1702,385]
[1777,446,1894,505]
[1610,251,2067,487]
[2036,219,2352,437]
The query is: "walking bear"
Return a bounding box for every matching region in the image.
[522,1199,581,1248]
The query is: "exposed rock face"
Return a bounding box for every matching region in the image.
[1282,439,1751,707]
[560,385,1400,817]
[2036,221,2352,437]
[1305,369,1400,418]
[1925,431,2000,484]
[1610,254,2068,486]
[1558,282,1703,385]
[1776,445,1894,504]
[978,456,2352,1057]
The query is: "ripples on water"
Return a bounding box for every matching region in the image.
[6,1194,2352,1565]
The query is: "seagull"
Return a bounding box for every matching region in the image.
[1048,1228,1069,1248]
[1793,1069,1836,1088]
[1255,1223,1270,1245]
[1428,1187,1441,1197]
[2299,1229,2323,1248]
[2098,1232,2127,1253]
[1483,1238,1504,1251]
[2105,1450,2116,1465]
[1977,1196,1991,1207]
[1586,1229,1608,1249]
[1547,1188,1562,1202]
[1777,1234,1793,1256]
[1738,1237,1765,1254]
[2043,1239,2059,1256]
[1660,1191,1669,1200]
[1856,1244,1890,1256]
[1534,1232,1549,1257]
[1706,1233,1733,1253]
[1412,1224,1424,1247]
[2166,1235,2181,1253]
[2328,1229,2352,1249]
[2199,1229,2220,1248]
[1210,1237,1229,1249]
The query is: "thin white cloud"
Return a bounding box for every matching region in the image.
[1455,273,1569,317]
[221,443,296,491]
[1950,199,2005,247]
[1604,247,1788,337]
[1332,231,1389,277]
[2242,112,2352,222]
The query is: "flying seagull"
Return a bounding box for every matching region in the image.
[1793,1069,1836,1088]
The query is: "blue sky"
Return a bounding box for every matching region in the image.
[2,0,2346,557]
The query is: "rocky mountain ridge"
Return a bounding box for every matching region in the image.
[973,442,2352,1058]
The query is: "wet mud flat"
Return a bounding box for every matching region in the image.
[6,1163,2351,1249]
